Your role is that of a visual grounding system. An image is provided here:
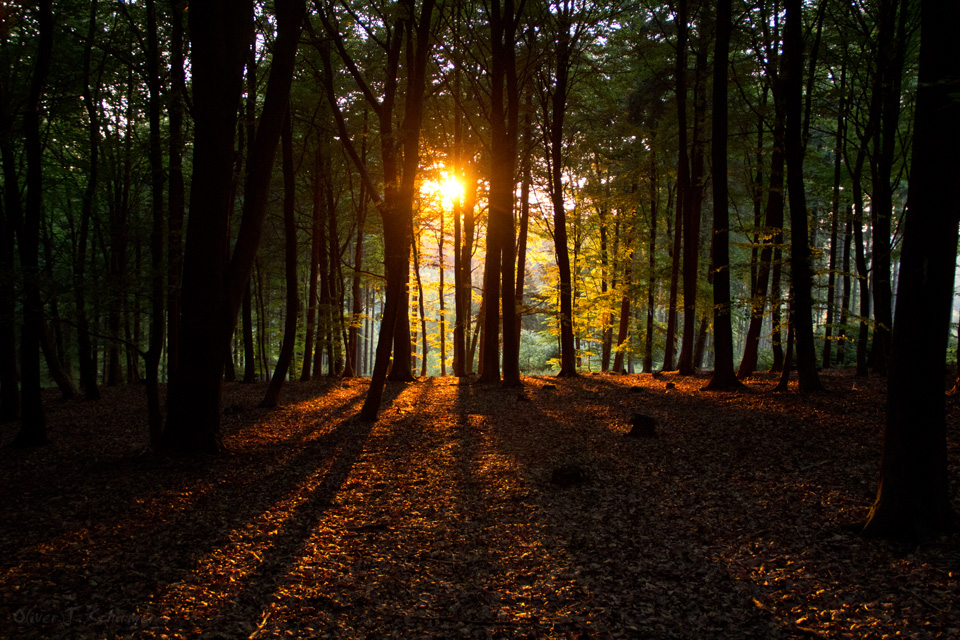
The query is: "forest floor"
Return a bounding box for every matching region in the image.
[1,370,959,639]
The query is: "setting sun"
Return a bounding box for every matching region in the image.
[421,170,463,209]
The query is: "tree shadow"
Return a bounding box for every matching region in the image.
[0,381,405,638]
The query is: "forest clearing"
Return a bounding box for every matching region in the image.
[2,371,958,639]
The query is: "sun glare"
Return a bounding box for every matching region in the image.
[422,170,464,209]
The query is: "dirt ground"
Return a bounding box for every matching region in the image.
[1,370,958,638]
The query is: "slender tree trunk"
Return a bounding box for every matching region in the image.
[324,152,344,376]
[775,299,795,392]
[241,283,256,382]
[661,183,681,371]
[514,119,532,356]
[0,150,18,419]
[615,248,632,375]
[262,110,299,408]
[167,0,186,385]
[13,0,54,446]
[739,92,786,378]
[674,0,694,375]
[547,11,577,378]
[479,0,522,387]
[438,208,447,376]
[301,147,322,380]
[0,29,20,421]
[39,318,76,399]
[314,144,333,379]
[850,140,872,377]
[706,0,742,390]
[75,0,101,401]
[599,203,611,372]
[784,0,823,392]
[770,243,784,372]
[145,0,165,444]
[822,63,846,370]
[463,171,478,376]
[867,0,910,376]
[642,164,660,373]
[353,0,436,418]
[837,206,853,365]
[413,231,428,377]
[345,120,369,379]
[862,0,959,539]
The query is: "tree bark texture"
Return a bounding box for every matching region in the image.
[861,0,959,541]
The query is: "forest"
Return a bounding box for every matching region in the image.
[1,0,959,635]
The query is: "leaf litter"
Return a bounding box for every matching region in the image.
[0,370,958,638]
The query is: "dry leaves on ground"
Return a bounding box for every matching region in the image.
[1,370,958,638]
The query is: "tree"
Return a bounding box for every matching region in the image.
[538,0,588,379]
[261,110,299,408]
[704,0,742,391]
[167,0,187,385]
[866,0,912,375]
[74,0,102,402]
[675,0,709,376]
[317,0,438,417]
[12,0,54,447]
[478,0,523,387]
[783,0,822,393]
[162,0,304,452]
[860,0,959,542]
[144,0,166,444]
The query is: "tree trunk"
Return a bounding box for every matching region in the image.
[413,231,428,377]
[867,0,910,376]
[739,89,786,378]
[324,151,345,376]
[167,0,186,385]
[241,283,256,382]
[74,0,101,402]
[163,3,252,452]
[262,110,299,408]
[0,145,18,420]
[145,0,165,445]
[547,10,577,378]
[344,116,369,379]
[850,140,872,378]
[674,0,696,376]
[641,154,659,374]
[662,185,681,371]
[822,62,846,369]
[514,113,532,357]
[599,203,611,373]
[705,0,742,391]
[163,0,303,452]
[301,146,322,381]
[479,0,522,387]
[837,206,853,365]
[615,251,632,376]
[39,318,76,400]
[346,0,436,419]
[775,300,795,392]
[438,205,447,376]
[463,170,478,376]
[783,0,823,392]
[769,242,784,372]
[862,0,959,540]
[13,0,54,446]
